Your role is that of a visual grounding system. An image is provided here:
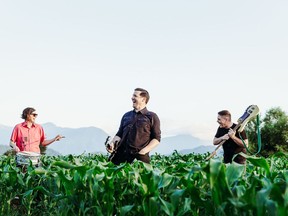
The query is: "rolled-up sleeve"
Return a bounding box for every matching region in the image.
[151,114,161,142]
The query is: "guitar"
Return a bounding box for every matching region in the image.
[205,105,259,161]
[104,136,120,161]
[104,115,141,162]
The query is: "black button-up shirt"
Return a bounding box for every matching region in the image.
[116,107,161,154]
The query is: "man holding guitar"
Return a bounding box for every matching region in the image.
[106,88,161,165]
[213,110,248,164]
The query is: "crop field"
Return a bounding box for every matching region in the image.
[0,152,287,216]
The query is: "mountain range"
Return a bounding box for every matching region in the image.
[0,123,216,155]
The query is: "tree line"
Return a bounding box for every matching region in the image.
[246,107,288,157]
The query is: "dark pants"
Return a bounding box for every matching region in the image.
[224,153,246,164]
[110,150,150,165]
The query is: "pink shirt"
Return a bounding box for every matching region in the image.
[10,122,45,153]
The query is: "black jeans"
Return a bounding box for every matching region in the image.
[110,150,150,165]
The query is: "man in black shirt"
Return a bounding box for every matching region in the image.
[213,110,248,164]
[106,88,161,165]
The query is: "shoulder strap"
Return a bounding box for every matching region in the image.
[117,113,140,146]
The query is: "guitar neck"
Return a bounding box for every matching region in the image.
[232,122,242,132]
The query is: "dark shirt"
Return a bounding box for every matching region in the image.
[116,107,161,154]
[215,123,247,164]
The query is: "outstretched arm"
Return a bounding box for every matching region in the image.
[42,135,65,146]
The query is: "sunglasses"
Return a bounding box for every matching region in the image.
[31,113,38,117]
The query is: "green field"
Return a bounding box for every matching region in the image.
[0,152,287,216]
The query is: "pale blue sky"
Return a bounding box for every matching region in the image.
[0,1,287,141]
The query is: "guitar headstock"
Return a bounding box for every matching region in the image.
[104,136,111,147]
[237,105,260,132]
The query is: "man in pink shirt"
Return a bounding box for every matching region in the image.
[10,107,64,153]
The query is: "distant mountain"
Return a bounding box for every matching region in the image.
[178,145,218,155]
[152,134,212,155]
[0,124,13,146]
[42,122,109,155]
[0,123,214,155]
[0,145,10,155]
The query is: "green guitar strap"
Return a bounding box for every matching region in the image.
[239,114,262,155]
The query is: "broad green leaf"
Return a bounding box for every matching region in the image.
[239,152,270,175]
[52,160,76,169]
[159,197,174,215]
[226,162,245,186]
[119,205,134,216]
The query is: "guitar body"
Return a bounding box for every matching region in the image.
[104,136,121,162]
[108,152,115,161]
[108,141,119,162]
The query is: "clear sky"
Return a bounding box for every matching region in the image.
[1,1,287,141]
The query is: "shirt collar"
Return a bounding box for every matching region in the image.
[134,107,148,114]
[22,121,36,128]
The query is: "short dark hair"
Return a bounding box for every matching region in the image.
[21,107,36,120]
[218,110,231,121]
[135,87,150,103]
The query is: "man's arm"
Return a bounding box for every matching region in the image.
[230,136,248,147]
[228,129,248,147]
[213,134,229,145]
[138,138,160,155]
[41,135,64,146]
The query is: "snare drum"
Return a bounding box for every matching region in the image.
[16,151,41,166]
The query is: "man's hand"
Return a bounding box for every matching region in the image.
[106,142,114,153]
[14,146,20,152]
[221,134,230,141]
[228,128,236,138]
[10,141,20,152]
[54,135,65,141]
[106,136,121,153]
